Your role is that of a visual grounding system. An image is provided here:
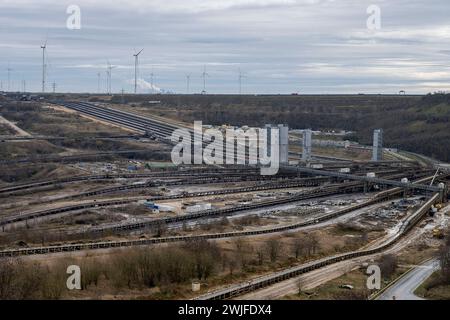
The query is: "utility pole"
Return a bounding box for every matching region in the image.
[41,42,47,93]
[52,81,56,93]
[133,48,143,94]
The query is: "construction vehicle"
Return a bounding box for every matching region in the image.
[432,228,444,239]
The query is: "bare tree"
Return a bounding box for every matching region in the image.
[379,254,398,280]
[266,238,281,263]
[292,236,304,259]
[233,238,251,269]
[438,229,450,284]
[256,248,264,265]
[309,234,320,255]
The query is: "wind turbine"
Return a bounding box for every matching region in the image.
[97,72,101,93]
[201,65,209,94]
[150,68,154,94]
[6,63,12,92]
[106,61,116,95]
[238,68,246,95]
[41,40,47,93]
[133,48,144,94]
[186,74,191,94]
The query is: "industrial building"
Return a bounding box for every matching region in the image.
[302,129,312,161]
[264,124,289,164]
[278,124,289,164]
[372,129,383,161]
[264,124,273,157]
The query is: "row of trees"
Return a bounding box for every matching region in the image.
[0,235,327,299]
[126,93,449,162]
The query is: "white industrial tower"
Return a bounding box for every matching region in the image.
[265,124,273,157]
[372,129,383,161]
[133,48,143,94]
[302,129,312,161]
[278,124,289,164]
[264,124,288,163]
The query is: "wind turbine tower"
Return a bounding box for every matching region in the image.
[238,68,246,95]
[133,48,143,94]
[201,65,209,94]
[41,42,47,93]
[97,72,101,93]
[6,63,12,91]
[106,61,115,95]
[186,74,191,94]
[150,69,154,94]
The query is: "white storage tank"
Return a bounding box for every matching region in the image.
[192,281,201,292]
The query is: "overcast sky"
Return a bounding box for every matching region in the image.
[1,0,449,94]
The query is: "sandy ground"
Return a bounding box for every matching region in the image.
[0,115,31,136]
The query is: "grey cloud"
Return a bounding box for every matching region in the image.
[0,0,449,94]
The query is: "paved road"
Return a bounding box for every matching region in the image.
[377,259,439,300]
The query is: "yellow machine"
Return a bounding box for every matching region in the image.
[433,228,444,239]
